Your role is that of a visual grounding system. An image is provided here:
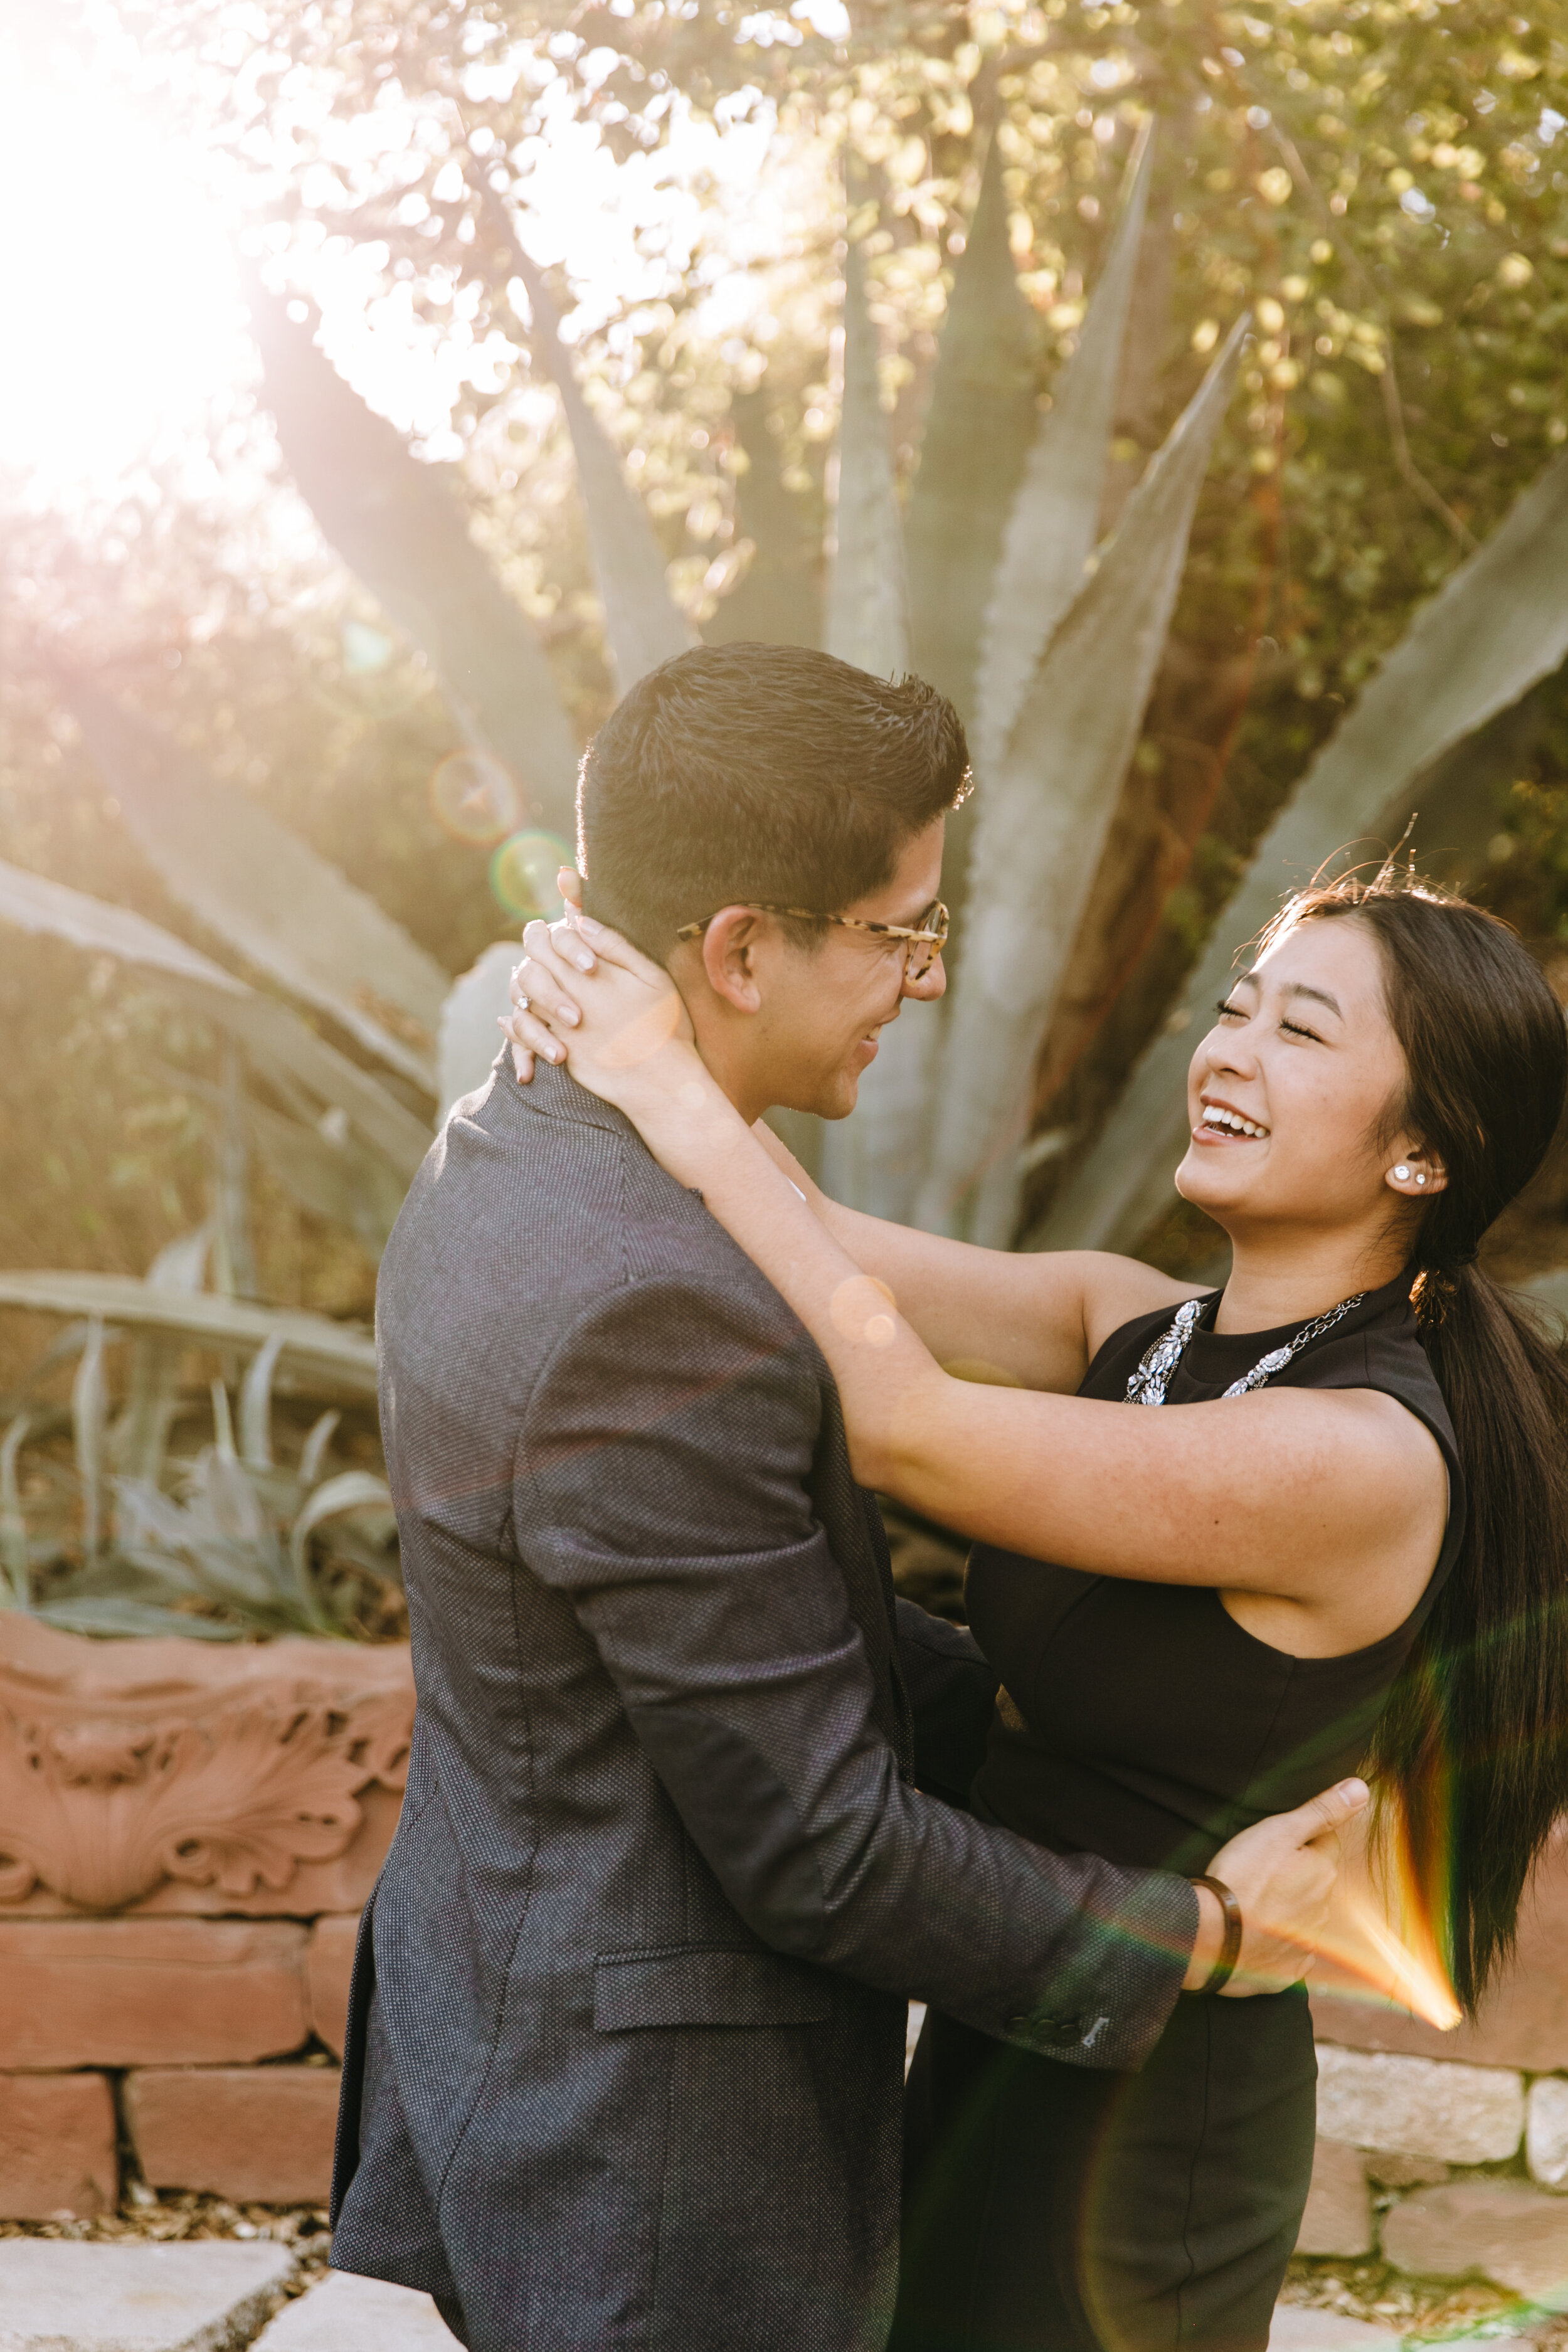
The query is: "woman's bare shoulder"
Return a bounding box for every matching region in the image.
[1074,1253,1207,1360]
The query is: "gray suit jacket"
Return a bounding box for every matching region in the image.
[330,1056,1194,2352]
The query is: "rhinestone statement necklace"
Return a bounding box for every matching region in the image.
[1125,1291,1368,1407]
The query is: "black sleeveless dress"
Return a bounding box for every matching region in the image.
[892,1269,1465,2352]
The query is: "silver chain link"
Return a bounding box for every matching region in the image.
[1126,1291,1368,1407]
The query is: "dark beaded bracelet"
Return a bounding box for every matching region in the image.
[1189,1874,1244,1994]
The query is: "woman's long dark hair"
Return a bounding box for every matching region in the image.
[1261,869,1568,2012]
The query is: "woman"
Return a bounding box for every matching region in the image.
[503,865,1568,2352]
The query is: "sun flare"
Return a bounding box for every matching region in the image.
[0,36,247,500]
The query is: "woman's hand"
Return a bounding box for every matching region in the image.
[502,911,697,1110]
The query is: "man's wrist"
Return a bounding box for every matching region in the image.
[1182,1879,1224,1992]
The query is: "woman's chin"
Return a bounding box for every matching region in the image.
[1173,1148,1242,1214]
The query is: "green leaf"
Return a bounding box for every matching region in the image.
[0,850,431,1183]
[247,272,580,831]
[1040,451,1568,1254]
[438,943,521,1120]
[972,121,1157,784]
[243,1095,408,1260]
[918,315,1248,1244]
[110,1228,211,1490]
[289,1471,399,1594]
[0,1273,378,1401]
[63,679,448,1092]
[825,240,910,681]
[33,1597,245,1641]
[1,1416,29,1609]
[904,131,1041,723]
[512,254,695,690]
[817,237,933,1219]
[72,1318,108,1563]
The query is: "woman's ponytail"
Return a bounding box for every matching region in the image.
[1268,872,1568,2011]
[1372,1264,1568,2009]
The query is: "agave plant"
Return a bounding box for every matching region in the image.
[1,114,1566,1327]
[0,1233,396,1641]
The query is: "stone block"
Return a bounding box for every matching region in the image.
[1529,2077,1568,2191]
[0,2238,293,2351]
[1365,2151,1448,2189]
[0,1922,308,2069]
[1383,2178,1568,2300]
[253,2272,460,2349]
[1294,2139,1373,2258]
[1269,2311,1402,2352]
[307,1916,359,2059]
[1313,1833,1568,2073]
[1315,2044,1524,2164]
[125,2065,341,2203]
[0,2070,117,2220]
[0,1613,410,1922]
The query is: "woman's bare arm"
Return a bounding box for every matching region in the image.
[759,1123,1199,1395]
[506,923,1447,1654]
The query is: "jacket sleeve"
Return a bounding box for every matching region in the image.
[515,1270,1195,2071]
[894,1596,1000,1811]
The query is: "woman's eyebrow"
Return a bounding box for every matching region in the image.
[1232,970,1343,1018]
[1282,982,1343,1018]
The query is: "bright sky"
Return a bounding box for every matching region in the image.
[0,13,827,504]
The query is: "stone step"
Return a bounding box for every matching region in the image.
[252,2272,459,2349]
[0,2240,294,2352]
[1270,2311,1402,2352]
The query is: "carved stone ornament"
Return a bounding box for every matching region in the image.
[0,1617,411,1915]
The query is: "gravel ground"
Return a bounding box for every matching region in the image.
[4,2197,1560,2346]
[1282,2257,1568,2346]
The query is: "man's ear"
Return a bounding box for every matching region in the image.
[696,907,768,1015]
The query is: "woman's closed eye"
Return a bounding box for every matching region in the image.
[1216,998,1325,1046]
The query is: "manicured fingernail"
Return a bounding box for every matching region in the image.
[578,915,606,936]
[559,1005,580,1025]
[549,1044,564,1061]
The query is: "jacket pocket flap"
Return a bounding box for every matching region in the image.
[593,1947,833,2032]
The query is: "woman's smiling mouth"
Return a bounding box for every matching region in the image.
[1195,1095,1271,1142]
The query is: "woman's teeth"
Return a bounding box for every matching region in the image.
[1202,1108,1268,1138]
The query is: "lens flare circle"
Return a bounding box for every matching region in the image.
[432,752,521,848]
[490,829,573,918]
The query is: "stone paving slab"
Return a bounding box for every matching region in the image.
[1270,2309,1403,2352]
[252,2272,459,2349]
[0,2240,294,2352]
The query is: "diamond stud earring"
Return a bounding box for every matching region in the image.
[1394,1164,1411,1182]
[1417,1172,1427,1185]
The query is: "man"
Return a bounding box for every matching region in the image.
[331,645,1361,2352]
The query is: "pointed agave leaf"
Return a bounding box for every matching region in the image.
[438,943,522,1120]
[0,1273,378,1401]
[34,1596,243,1640]
[239,1332,285,1471]
[904,131,1041,721]
[1041,450,1568,1256]
[972,122,1157,783]
[917,317,1248,1244]
[247,272,579,830]
[244,1095,408,1261]
[825,241,911,682]
[289,1471,399,1594]
[72,1318,109,1562]
[1,1416,29,1607]
[110,1225,212,1488]
[65,679,447,1092]
[817,240,936,1219]
[512,255,695,690]
[0,855,430,1179]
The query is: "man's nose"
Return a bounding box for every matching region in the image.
[904,952,946,1002]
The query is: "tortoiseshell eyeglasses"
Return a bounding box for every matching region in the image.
[674,899,950,983]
